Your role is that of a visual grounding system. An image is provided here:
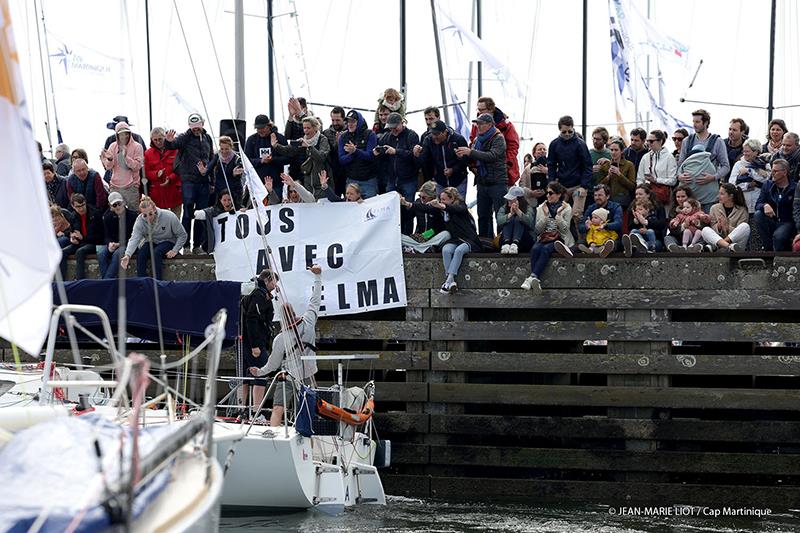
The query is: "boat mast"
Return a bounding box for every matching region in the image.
[145,0,153,132]
[31,0,53,152]
[38,0,61,144]
[235,0,245,119]
[767,0,776,121]
[400,0,407,99]
[475,0,482,97]
[267,0,274,119]
[429,0,450,124]
[581,0,588,139]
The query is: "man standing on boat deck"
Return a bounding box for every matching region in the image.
[241,269,278,422]
[250,264,322,427]
[165,114,215,254]
[120,196,188,279]
[245,114,290,201]
[547,115,593,226]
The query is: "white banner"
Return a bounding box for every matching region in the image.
[213,193,407,317]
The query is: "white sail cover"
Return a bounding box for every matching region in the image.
[0,1,61,355]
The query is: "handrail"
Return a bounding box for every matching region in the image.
[40,304,122,405]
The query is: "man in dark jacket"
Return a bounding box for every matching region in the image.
[44,161,69,208]
[376,112,420,233]
[456,113,507,238]
[322,106,347,197]
[66,159,108,211]
[165,113,215,253]
[757,159,796,251]
[338,110,378,198]
[53,143,71,176]
[284,97,309,182]
[99,191,138,278]
[245,114,290,201]
[413,120,469,197]
[547,115,593,224]
[241,269,278,421]
[60,193,105,280]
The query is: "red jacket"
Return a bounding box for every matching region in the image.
[470,112,520,186]
[144,146,182,208]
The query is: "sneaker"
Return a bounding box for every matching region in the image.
[439,282,449,294]
[403,246,416,253]
[508,243,518,254]
[500,244,511,254]
[728,242,739,253]
[521,275,541,291]
[599,240,615,258]
[667,243,682,253]
[448,281,458,294]
[554,241,573,258]
[704,244,715,253]
[622,234,633,257]
[687,243,703,253]
[631,233,648,253]
[182,246,191,255]
[252,414,267,425]
[577,244,593,255]
[192,247,206,255]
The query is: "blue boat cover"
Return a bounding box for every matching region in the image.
[0,413,177,532]
[53,279,241,341]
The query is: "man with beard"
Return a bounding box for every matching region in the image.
[322,106,347,196]
[338,110,378,198]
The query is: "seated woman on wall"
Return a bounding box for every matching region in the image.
[622,184,667,256]
[520,182,572,292]
[319,170,363,203]
[496,186,535,255]
[405,187,480,294]
[193,189,237,254]
[701,183,751,252]
[729,138,770,215]
[663,185,696,250]
[398,181,451,253]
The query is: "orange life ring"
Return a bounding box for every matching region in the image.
[317,396,374,426]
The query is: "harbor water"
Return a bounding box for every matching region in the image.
[221,496,800,532]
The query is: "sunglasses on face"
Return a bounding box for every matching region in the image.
[72,203,86,208]
[546,190,558,195]
[672,137,684,141]
[111,202,123,208]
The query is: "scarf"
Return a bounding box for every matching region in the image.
[220,151,235,165]
[304,130,321,147]
[472,126,498,177]
[45,178,59,202]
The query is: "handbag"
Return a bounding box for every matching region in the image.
[650,183,672,205]
[538,230,560,243]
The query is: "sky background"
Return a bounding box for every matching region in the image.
[8,0,800,164]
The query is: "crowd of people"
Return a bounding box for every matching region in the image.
[43,91,800,292]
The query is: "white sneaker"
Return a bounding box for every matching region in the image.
[667,243,681,253]
[439,282,449,294]
[728,242,739,253]
[252,414,267,425]
[448,281,458,294]
[631,233,648,253]
[687,243,703,253]
[508,243,518,254]
[500,244,511,254]
[520,275,541,291]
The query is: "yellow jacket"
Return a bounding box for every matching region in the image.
[586,223,618,246]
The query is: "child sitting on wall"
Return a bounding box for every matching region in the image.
[578,207,616,257]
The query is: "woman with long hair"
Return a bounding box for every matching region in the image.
[521,182,573,291]
[701,183,750,252]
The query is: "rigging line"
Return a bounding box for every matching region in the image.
[171,0,216,140]
[38,0,61,143]
[288,1,312,100]
[32,0,53,152]
[121,0,142,131]
[143,227,166,358]
[334,0,354,93]
[520,1,540,133]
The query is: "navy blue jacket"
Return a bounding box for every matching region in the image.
[165,128,215,184]
[416,129,469,188]
[208,153,245,208]
[338,110,378,182]
[547,136,592,189]
[376,126,420,184]
[244,131,290,181]
[103,208,138,245]
[757,179,796,223]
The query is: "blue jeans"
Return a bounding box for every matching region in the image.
[60,243,98,280]
[98,246,126,279]
[347,178,378,199]
[436,180,468,200]
[500,219,534,251]
[442,242,471,276]
[630,229,658,251]
[136,241,176,279]
[754,211,796,251]
[182,181,210,249]
[477,183,508,238]
[389,179,418,235]
[530,241,556,278]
